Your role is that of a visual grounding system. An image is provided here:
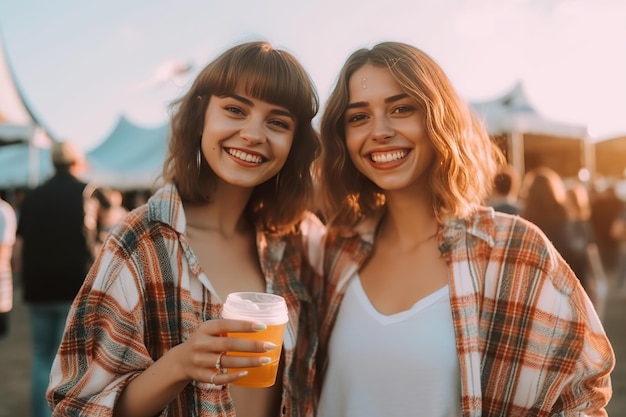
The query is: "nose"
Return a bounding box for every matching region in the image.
[371,115,393,142]
[240,117,266,144]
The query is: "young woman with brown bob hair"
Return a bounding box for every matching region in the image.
[47,41,324,417]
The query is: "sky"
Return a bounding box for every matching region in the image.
[0,0,625,151]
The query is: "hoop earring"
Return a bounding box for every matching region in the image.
[196,149,202,176]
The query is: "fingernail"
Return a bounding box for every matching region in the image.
[260,357,271,365]
[238,371,249,377]
[263,342,277,351]
[252,323,267,331]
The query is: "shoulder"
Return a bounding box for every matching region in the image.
[104,203,173,261]
[465,207,549,246]
[466,207,578,292]
[111,184,185,247]
[93,202,184,290]
[81,182,100,199]
[450,208,560,272]
[465,207,558,257]
[321,215,380,273]
[0,200,16,240]
[0,200,16,220]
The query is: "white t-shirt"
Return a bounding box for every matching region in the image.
[317,276,462,417]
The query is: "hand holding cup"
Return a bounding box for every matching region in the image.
[176,317,277,387]
[221,292,289,388]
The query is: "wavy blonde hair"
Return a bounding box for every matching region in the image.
[317,41,504,227]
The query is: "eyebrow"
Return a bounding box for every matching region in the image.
[228,93,295,121]
[346,93,410,110]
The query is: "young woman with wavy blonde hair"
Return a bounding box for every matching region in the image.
[315,41,613,417]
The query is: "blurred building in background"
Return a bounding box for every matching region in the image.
[470,82,591,180]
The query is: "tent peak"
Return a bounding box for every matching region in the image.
[0,34,55,144]
[475,80,535,114]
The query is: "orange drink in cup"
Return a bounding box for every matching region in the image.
[222,292,288,388]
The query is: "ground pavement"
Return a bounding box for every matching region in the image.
[1,276,625,416]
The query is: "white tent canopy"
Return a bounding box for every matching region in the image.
[0,141,53,188]
[84,115,169,190]
[0,36,53,146]
[470,82,588,139]
[0,38,31,141]
[1,36,54,189]
[0,114,169,190]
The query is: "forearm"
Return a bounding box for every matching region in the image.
[113,344,190,417]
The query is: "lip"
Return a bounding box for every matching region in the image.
[225,147,266,166]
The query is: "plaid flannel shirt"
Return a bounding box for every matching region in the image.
[47,184,324,417]
[318,208,614,417]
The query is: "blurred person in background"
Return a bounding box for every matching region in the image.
[92,187,129,253]
[13,141,99,417]
[589,179,623,270]
[0,193,17,338]
[123,189,153,211]
[609,201,626,296]
[566,181,608,320]
[519,167,576,260]
[486,164,521,215]
[520,168,608,315]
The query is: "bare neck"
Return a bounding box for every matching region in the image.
[379,189,439,250]
[184,182,254,237]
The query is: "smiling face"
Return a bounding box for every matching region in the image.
[201,90,296,189]
[344,63,435,193]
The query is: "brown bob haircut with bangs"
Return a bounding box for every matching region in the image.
[162,41,320,233]
[318,41,504,227]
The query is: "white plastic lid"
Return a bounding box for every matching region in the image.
[222,292,289,325]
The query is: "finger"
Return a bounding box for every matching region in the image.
[215,352,226,373]
[200,319,266,335]
[195,333,277,355]
[217,353,274,371]
[210,369,250,386]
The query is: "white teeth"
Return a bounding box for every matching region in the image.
[371,151,407,163]
[227,149,263,163]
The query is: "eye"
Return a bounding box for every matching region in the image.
[268,119,292,130]
[346,113,368,123]
[391,105,415,114]
[225,106,245,116]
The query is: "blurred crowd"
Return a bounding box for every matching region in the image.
[487,164,626,321]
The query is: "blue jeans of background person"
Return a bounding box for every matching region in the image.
[29,302,72,417]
